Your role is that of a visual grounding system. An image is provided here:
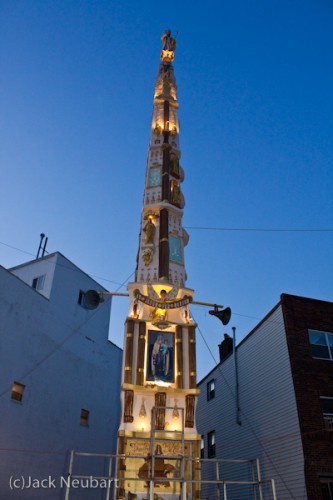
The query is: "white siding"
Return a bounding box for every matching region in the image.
[197,305,307,500]
[0,254,123,499]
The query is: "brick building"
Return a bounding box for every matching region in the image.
[197,294,333,500]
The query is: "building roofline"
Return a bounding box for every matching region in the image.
[8,251,109,292]
[0,264,50,301]
[197,291,333,386]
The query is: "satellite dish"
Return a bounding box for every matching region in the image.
[209,306,232,326]
[83,290,101,310]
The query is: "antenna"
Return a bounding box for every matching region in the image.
[41,237,48,257]
[36,233,45,259]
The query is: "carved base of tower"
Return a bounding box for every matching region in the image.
[116,432,201,499]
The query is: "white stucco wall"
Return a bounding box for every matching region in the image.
[0,253,123,499]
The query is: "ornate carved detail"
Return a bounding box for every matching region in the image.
[124,390,134,423]
[185,394,195,428]
[176,326,183,388]
[154,392,166,430]
[188,326,197,388]
[124,321,134,384]
[160,30,176,64]
[142,247,153,266]
[136,322,146,385]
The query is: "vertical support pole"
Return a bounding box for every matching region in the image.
[256,458,263,500]
[106,455,112,500]
[64,450,75,500]
[215,461,221,500]
[223,482,228,500]
[251,460,257,500]
[149,406,155,500]
[149,479,154,500]
[271,479,277,500]
[181,480,187,499]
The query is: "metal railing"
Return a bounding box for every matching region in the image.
[64,450,277,500]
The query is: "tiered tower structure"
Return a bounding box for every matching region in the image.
[116,31,201,499]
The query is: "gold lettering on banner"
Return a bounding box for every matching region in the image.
[134,291,192,309]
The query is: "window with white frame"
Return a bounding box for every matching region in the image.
[320,397,333,431]
[200,435,204,458]
[32,275,45,291]
[207,379,215,401]
[207,430,216,458]
[309,330,333,360]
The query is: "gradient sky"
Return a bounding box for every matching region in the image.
[1,0,332,380]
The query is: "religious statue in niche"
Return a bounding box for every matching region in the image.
[147,330,174,382]
[170,180,181,206]
[154,123,163,135]
[143,219,155,244]
[170,153,180,177]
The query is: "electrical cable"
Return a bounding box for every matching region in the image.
[0,267,135,401]
[185,226,333,232]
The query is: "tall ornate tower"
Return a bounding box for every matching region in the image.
[116,31,201,499]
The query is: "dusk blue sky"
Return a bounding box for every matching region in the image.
[1,0,332,380]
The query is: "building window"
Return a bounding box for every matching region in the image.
[200,435,205,458]
[207,430,216,458]
[320,478,333,500]
[320,397,333,431]
[207,379,215,401]
[11,382,25,402]
[32,275,45,291]
[80,409,90,426]
[309,330,333,360]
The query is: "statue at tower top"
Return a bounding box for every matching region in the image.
[161,30,176,63]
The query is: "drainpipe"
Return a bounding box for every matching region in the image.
[232,326,241,425]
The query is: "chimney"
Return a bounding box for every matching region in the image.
[218,333,233,362]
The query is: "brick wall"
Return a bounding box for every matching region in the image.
[281,294,333,500]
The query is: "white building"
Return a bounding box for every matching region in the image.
[0,252,122,499]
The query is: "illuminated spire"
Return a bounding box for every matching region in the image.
[116,33,201,499]
[135,29,189,288]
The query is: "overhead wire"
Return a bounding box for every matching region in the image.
[0,263,135,401]
[185,226,333,232]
